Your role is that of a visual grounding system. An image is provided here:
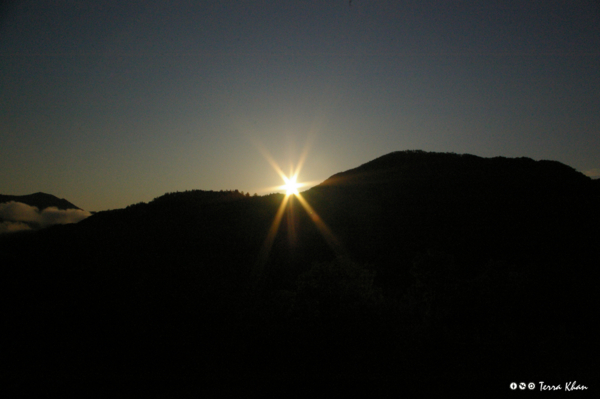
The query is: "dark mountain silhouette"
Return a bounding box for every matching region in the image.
[307,150,598,275]
[0,192,88,233]
[0,192,82,210]
[2,151,599,389]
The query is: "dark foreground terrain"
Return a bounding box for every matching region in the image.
[2,151,599,392]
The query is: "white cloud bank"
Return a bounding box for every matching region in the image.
[0,201,91,233]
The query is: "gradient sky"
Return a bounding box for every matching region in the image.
[1,0,599,211]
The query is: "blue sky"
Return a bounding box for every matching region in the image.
[1,0,599,211]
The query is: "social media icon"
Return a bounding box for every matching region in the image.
[519,382,526,390]
[528,382,535,390]
[510,382,517,390]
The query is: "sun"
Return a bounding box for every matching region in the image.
[282,175,301,196]
[252,140,345,270]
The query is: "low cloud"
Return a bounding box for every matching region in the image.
[0,221,32,234]
[0,201,41,222]
[0,201,91,232]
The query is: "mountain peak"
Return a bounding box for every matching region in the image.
[0,192,82,210]
[316,150,588,190]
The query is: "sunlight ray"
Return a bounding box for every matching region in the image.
[255,194,290,271]
[252,140,289,182]
[292,133,315,182]
[295,192,345,257]
[253,135,347,268]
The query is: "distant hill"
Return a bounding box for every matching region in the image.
[0,193,88,233]
[2,151,599,385]
[306,150,598,269]
[0,192,81,210]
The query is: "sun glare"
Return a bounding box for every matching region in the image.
[282,175,301,196]
[253,138,346,271]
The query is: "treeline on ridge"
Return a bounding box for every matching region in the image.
[2,151,599,384]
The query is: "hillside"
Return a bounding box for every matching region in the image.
[305,150,599,279]
[0,192,82,210]
[3,151,599,387]
[0,192,88,233]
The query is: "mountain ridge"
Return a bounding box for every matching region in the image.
[0,192,82,210]
[317,150,592,188]
[2,150,599,383]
